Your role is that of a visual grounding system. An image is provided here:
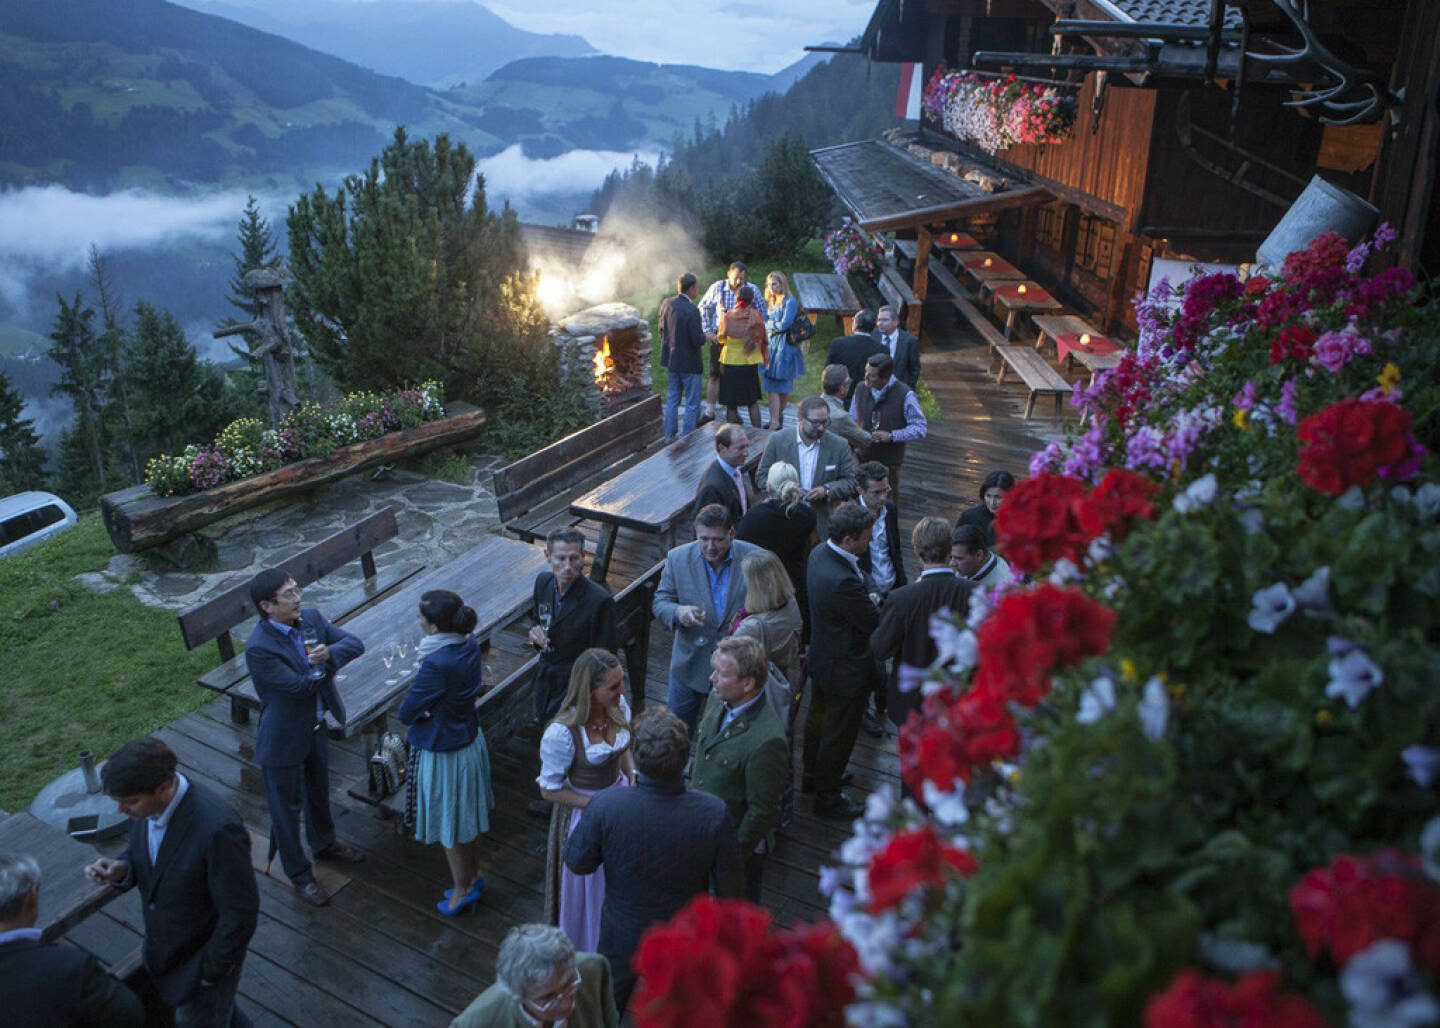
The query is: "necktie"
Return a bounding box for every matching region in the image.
[733,468,748,514]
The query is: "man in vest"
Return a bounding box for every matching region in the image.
[851,352,927,505]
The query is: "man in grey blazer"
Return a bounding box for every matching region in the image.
[757,395,858,538]
[652,504,759,734]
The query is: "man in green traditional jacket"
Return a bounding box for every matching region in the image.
[690,635,790,903]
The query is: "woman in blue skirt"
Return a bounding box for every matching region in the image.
[763,270,805,430]
[398,589,495,916]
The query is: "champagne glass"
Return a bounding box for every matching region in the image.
[537,602,553,653]
[301,626,325,680]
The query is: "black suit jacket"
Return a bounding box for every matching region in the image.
[874,329,921,388]
[119,781,259,1007]
[735,498,817,607]
[825,333,887,397]
[533,571,617,684]
[0,936,145,1027]
[659,292,705,375]
[857,500,908,592]
[806,542,881,697]
[871,570,974,726]
[693,458,755,525]
[245,608,364,766]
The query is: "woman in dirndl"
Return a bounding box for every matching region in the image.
[397,589,495,916]
[762,270,804,430]
[537,648,635,951]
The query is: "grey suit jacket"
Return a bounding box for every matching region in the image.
[653,538,759,694]
[756,428,857,536]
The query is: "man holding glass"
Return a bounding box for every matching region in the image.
[244,568,366,906]
[851,351,927,505]
[529,528,617,727]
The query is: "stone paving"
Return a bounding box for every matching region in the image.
[78,454,508,620]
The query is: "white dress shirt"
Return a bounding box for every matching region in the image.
[795,427,821,490]
[148,772,190,866]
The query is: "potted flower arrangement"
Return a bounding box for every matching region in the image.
[922,68,1077,154]
[824,221,887,285]
[634,228,1440,1026]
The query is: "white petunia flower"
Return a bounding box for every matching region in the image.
[1401,746,1440,788]
[1337,485,1367,511]
[1415,483,1440,520]
[1293,566,1332,612]
[1237,508,1266,535]
[1340,939,1440,1028]
[845,1000,909,1028]
[921,780,970,828]
[1247,581,1297,633]
[865,787,897,824]
[1076,675,1117,724]
[1172,473,1218,514]
[1326,649,1384,708]
[1139,677,1169,740]
[1048,558,1083,586]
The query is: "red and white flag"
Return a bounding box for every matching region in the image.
[894,62,924,120]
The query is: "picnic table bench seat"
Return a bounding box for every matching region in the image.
[877,263,918,323]
[176,506,424,724]
[494,394,663,549]
[993,345,1073,419]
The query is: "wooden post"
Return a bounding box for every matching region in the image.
[909,227,932,337]
[1101,235,1134,334]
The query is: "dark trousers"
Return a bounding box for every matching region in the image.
[802,688,864,799]
[743,851,765,904]
[533,668,569,725]
[262,728,335,886]
[173,963,250,1028]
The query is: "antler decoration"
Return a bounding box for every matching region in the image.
[1245,0,1390,124]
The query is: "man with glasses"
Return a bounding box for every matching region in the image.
[243,568,366,907]
[451,922,618,1027]
[756,395,856,538]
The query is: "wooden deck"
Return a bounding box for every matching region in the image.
[59,297,1059,1025]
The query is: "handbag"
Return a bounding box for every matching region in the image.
[368,731,408,797]
[787,309,815,346]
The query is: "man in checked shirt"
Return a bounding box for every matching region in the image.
[698,261,766,422]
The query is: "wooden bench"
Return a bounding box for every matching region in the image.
[993,345,1073,419]
[494,394,663,547]
[176,506,424,724]
[791,272,862,334]
[877,263,918,325]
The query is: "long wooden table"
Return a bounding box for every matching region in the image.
[0,811,118,941]
[960,251,1027,289]
[990,281,1065,339]
[570,423,773,583]
[792,272,861,334]
[232,535,548,743]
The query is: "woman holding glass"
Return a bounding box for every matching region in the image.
[397,589,494,916]
[537,648,635,951]
[762,271,804,430]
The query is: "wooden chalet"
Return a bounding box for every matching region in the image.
[810,0,1437,337]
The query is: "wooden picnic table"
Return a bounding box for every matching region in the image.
[232,534,548,746]
[932,231,982,250]
[0,811,118,941]
[1032,314,1102,355]
[960,252,1027,289]
[570,423,773,584]
[792,272,862,334]
[990,281,1065,339]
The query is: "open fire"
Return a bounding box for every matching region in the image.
[552,304,654,413]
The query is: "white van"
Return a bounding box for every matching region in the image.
[0,491,78,559]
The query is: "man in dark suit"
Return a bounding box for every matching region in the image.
[85,738,258,1027]
[659,272,705,440]
[856,460,908,736]
[872,517,974,731]
[874,305,921,388]
[0,853,145,1027]
[756,395,857,539]
[690,636,789,902]
[803,502,881,819]
[566,707,743,1012]
[824,309,884,397]
[529,527,618,726]
[692,423,756,525]
[244,568,366,907]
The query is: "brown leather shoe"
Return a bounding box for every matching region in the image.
[296,881,329,906]
[314,841,366,864]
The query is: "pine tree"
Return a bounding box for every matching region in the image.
[123,302,234,461]
[224,195,280,323]
[88,246,140,483]
[48,292,109,490]
[0,369,47,494]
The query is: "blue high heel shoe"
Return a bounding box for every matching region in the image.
[439,876,486,915]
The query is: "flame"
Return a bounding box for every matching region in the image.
[983,257,993,267]
[1017,283,1028,295]
[1080,333,1092,346]
[593,334,613,384]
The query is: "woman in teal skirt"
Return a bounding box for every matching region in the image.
[763,270,804,430]
[398,589,495,916]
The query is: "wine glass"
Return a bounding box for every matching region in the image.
[301,626,326,680]
[537,602,553,653]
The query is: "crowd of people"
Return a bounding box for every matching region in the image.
[0,264,1024,1026]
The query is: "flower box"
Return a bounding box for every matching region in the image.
[922,69,1076,154]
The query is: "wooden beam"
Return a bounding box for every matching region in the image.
[857,185,1052,233]
[910,227,932,337]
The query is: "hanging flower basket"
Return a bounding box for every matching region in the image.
[823,221,886,285]
[922,68,1076,154]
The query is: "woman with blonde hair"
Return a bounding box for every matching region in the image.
[536,648,635,951]
[730,549,804,692]
[762,270,804,430]
[735,461,816,627]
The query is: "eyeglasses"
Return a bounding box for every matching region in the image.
[273,586,301,600]
[526,970,582,1014]
[803,416,830,427]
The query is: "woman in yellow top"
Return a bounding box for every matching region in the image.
[717,283,767,427]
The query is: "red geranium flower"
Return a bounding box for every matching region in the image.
[1144,969,1327,1028]
[1268,324,1317,366]
[1078,468,1159,543]
[1289,849,1440,973]
[1295,397,1423,495]
[994,472,1091,574]
[899,686,1022,795]
[867,824,979,913]
[632,898,861,1028]
[970,585,1116,708]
